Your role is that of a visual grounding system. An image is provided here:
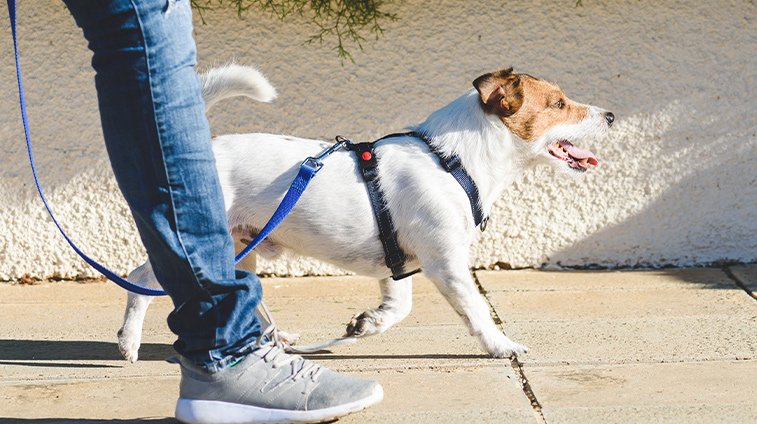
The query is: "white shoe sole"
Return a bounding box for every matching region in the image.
[175,384,383,424]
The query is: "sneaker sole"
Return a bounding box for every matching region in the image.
[175,384,383,424]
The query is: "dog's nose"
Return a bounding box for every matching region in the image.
[604,112,615,127]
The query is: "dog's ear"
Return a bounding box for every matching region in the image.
[472,68,523,117]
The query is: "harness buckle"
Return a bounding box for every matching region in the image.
[479,216,489,232]
[441,155,461,172]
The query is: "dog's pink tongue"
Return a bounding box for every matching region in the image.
[559,140,598,166]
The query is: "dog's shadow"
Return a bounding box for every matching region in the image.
[0,419,335,424]
[0,420,177,424]
[0,339,488,364]
[0,339,174,363]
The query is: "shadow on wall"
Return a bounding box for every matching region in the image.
[548,99,757,268]
[2,0,756,278]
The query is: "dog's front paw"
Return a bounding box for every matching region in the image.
[117,328,140,363]
[483,332,529,358]
[345,309,386,338]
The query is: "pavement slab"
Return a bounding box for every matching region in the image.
[477,269,757,364]
[504,315,756,364]
[540,403,757,424]
[531,361,757,424]
[477,268,757,424]
[337,366,534,424]
[0,274,533,422]
[2,268,756,423]
[1,376,179,420]
[526,361,757,408]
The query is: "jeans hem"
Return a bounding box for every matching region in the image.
[200,339,261,374]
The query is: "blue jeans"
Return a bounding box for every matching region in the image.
[63,0,262,372]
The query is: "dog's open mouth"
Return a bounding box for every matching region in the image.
[548,140,598,171]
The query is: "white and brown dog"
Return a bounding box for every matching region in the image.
[118,64,614,362]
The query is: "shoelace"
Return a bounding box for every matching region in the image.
[255,324,324,382]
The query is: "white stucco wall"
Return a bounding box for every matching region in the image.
[0,0,755,280]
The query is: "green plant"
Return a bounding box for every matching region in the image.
[191,0,399,63]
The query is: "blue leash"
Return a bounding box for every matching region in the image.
[6,0,330,296]
[233,143,345,264]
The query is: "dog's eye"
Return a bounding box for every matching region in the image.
[553,99,565,109]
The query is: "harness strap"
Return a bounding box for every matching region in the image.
[379,132,489,231]
[344,140,419,281]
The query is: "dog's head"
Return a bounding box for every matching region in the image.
[473,68,614,173]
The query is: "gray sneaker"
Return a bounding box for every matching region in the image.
[174,326,383,424]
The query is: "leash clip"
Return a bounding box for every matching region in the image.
[300,157,324,172]
[479,216,489,232]
[302,136,351,171]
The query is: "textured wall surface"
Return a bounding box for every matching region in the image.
[0,0,755,280]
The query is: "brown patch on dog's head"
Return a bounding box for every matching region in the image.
[473,68,524,118]
[473,68,590,142]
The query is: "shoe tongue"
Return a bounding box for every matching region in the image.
[559,140,598,165]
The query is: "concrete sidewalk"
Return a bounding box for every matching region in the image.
[1,266,755,423]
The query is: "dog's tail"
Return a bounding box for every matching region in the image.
[199,63,277,112]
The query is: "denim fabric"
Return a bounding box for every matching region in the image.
[63,0,262,372]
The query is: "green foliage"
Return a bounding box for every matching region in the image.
[191,0,399,63]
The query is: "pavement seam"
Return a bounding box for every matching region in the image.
[722,265,757,301]
[473,271,548,424]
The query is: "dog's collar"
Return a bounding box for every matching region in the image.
[378,131,489,231]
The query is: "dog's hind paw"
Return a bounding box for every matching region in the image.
[277,330,301,346]
[345,309,386,338]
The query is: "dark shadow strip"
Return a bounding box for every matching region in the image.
[722,266,756,301]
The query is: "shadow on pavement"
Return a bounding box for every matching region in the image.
[0,340,174,361]
[0,420,176,424]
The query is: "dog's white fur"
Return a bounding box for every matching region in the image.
[118,63,613,362]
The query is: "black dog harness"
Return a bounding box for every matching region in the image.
[343,131,488,281]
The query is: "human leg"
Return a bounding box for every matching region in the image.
[63,1,383,421]
[62,0,261,371]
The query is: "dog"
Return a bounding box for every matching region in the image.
[117,63,614,362]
